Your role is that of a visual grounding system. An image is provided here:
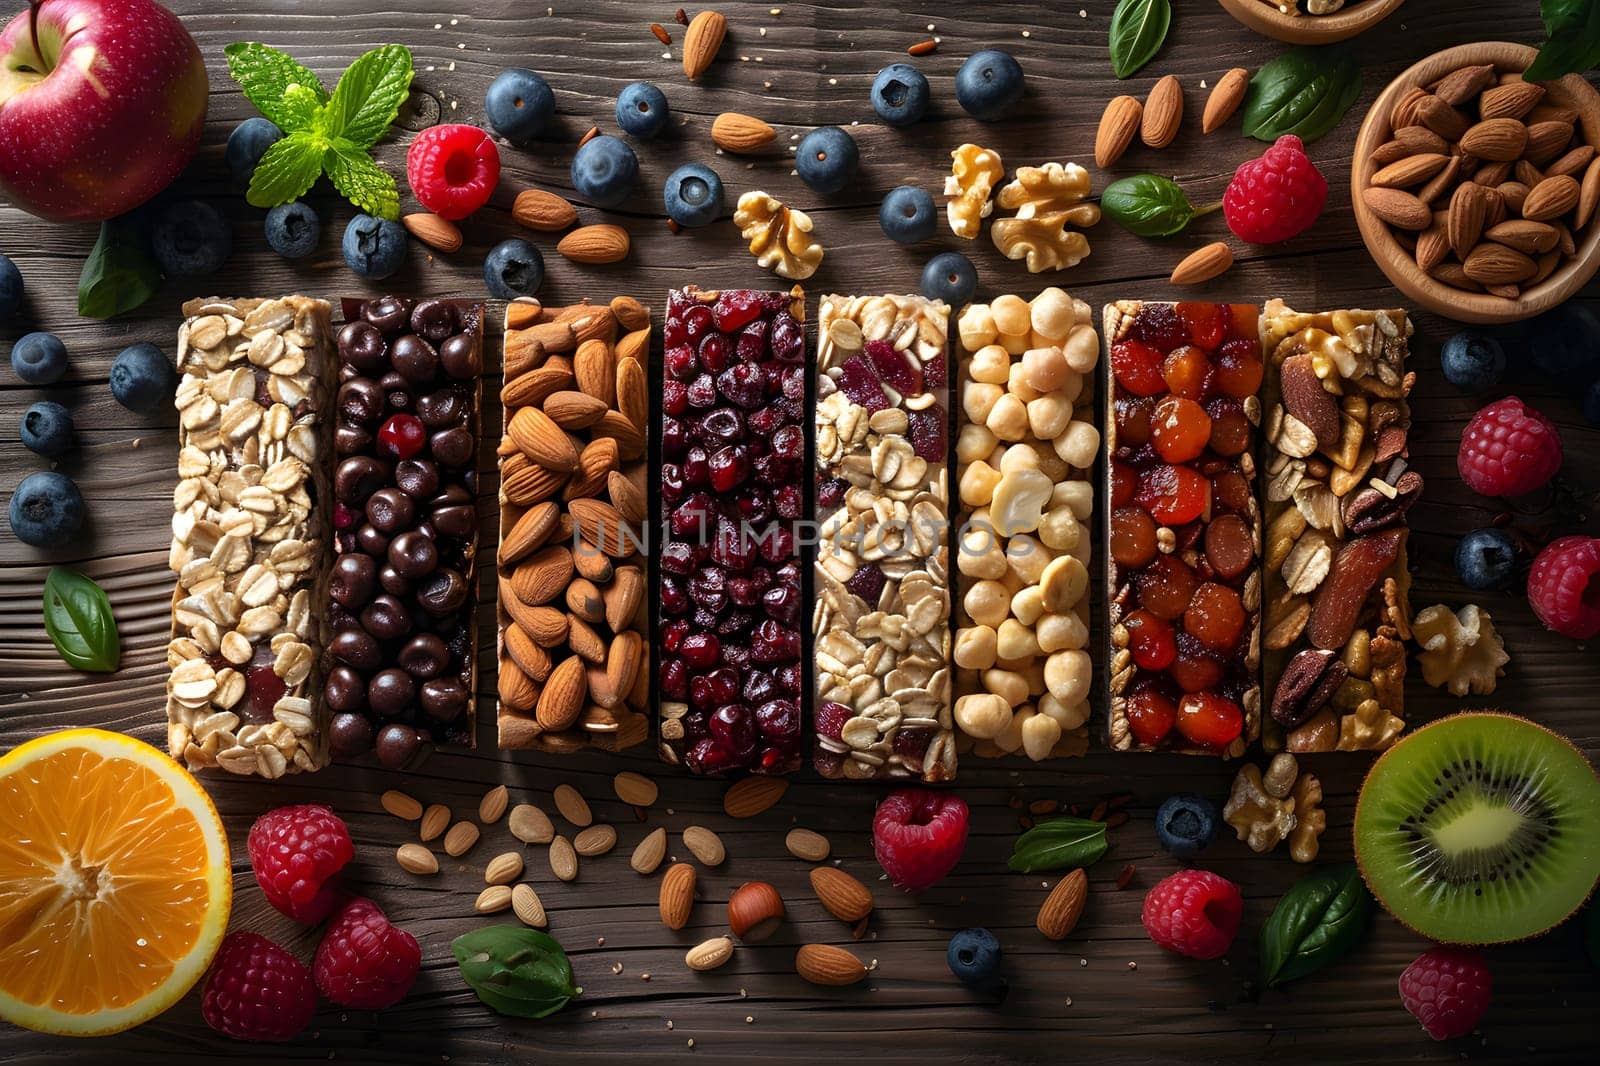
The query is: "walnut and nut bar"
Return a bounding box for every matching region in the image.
[953,289,1098,761]
[1259,300,1417,752]
[814,293,953,782]
[659,287,806,776]
[1104,300,1263,757]
[166,296,334,778]
[496,297,651,754]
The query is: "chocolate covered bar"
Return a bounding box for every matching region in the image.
[324,296,481,768]
[1104,300,1262,757]
[496,297,651,753]
[952,288,1097,762]
[813,292,954,782]
[166,296,334,777]
[658,286,806,776]
[1259,300,1416,752]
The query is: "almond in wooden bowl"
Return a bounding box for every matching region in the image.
[1351,41,1600,324]
[1215,0,1405,45]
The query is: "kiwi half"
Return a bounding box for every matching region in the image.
[1354,712,1600,945]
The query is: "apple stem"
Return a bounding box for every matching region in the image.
[27,1,42,63]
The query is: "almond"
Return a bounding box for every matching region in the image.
[512,883,548,928]
[632,826,668,874]
[1524,121,1575,166]
[566,438,619,501]
[616,358,647,430]
[502,364,573,410]
[513,188,578,232]
[608,469,647,524]
[1546,144,1596,179]
[1471,160,1514,188]
[1447,181,1489,259]
[1416,154,1465,206]
[795,943,866,987]
[685,936,735,972]
[536,656,587,731]
[1279,353,1341,450]
[724,775,788,817]
[1094,95,1142,167]
[402,212,463,253]
[510,545,573,606]
[544,390,610,430]
[810,866,873,923]
[1388,87,1428,130]
[785,828,832,862]
[1141,75,1183,149]
[1433,63,1495,107]
[549,835,579,881]
[420,803,451,842]
[1371,126,1449,167]
[1309,529,1407,649]
[1414,217,1450,273]
[509,803,556,845]
[1478,80,1544,121]
[381,789,423,820]
[610,294,650,330]
[1578,157,1600,229]
[574,338,617,406]
[1528,102,1580,127]
[484,851,524,886]
[615,326,650,365]
[558,224,630,265]
[1463,242,1538,285]
[682,10,727,82]
[1169,241,1233,286]
[569,497,632,557]
[604,565,645,633]
[1037,868,1088,940]
[475,885,513,915]
[1515,159,1546,188]
[1497,180,1531,215]
[574,824,617,857]
[501,459,567,506]
[444,820,480,858]
[660,863,696,929]
[599,630,643,709]
[1431,261,1484,291]
[614,771,659,807]
[1370,152,1449,189]
[1522,174,1581,221]
[480,784,510,824]
[682,825,726,867]
[523,604,572,646]
[712,111,776,153]
[509,406,579,472]
[500,504,560,569]
[505,299,543,331]
[1415,95,1469,141]
[1362,186,1432,231]
[592,410,645,460]
[396,843,438,875]
[566,615,607,663]
[1202,68,1249,134]
[1484,219,1560,254]
[553,782,592,827]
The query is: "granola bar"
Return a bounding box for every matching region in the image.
[952,289,1098,761]
[813,293,954,782]
[166,296,333,778]
[658,287,806,776]
[496,297,651,754]
[1103,300,1262,757]
[1259,299,1416,752]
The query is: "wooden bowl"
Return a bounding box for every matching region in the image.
[1215,0,1404,44]
[1352,42,1600,325]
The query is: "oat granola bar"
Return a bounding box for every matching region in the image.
[952,289,1098,762]
[496,297,651,754]
[1259,299,1416,752]
[166,296,334,778]
[813,293,954,782]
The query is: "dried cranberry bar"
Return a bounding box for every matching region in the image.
[325,296,481,768]
[1260,300,1416,752]
[658,286,806,776]
[1104,300,1262,757]
[813,293,953,782]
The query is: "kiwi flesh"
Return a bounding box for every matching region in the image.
[1354,712,1600,945]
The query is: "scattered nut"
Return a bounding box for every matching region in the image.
[944,143,1005,239]
[1412,603,1509,696]
[734,190,823,279]
[990,163,1100,273]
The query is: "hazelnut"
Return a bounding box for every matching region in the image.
[990,293,1031,338]
[1037,611,1088,653]
[727,881,785,942]
[954,692,1012,738]
[1029,288,1076,341]
[969,344,1011,384]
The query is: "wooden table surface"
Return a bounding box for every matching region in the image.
[2,1,1598,1063]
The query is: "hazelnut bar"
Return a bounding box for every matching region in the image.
[1259,299,1416,752]
[814,293,954,782]
[496,297,651,754]
[952,289,1098,762]
[1104,300,1263,757]
[166,296,334,778]
[658,287,806,776]
[324,297,481,769]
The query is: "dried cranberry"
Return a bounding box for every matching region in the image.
[682,304,714,343]
[691,667,740,710]
[1150,397,1212,464]
[758,526,795,565]
[1133,302,1188,351]
[679,632,722,669]
[814,747,847,776]
[747,405,784,436]
[661,542,697,575]
[661,619,690,653]
[774,661,802,694]
[708,445,750,493]
[836,356,889,410]
[659,658,689,699]
[682,446,710,487]
[770,424,804,460]
[908,408,946,462]
[376,414,426,459]
[662,418,687,459]
[686,373,718,408]
[713,289,764,332]
[742,669,778,705]
[709,704,757,753]
[699,407,744,444]
[762,583,800,623]
[770,311,803,363]
[245,645,287,722]
[1137,554,1199,621]
[1111,506,1159,568]
[663,379,689,416]
[721,642,751,670]
[1214,339,1264,398]
[716,364,767,409]
[781,365,806,401]
[893,727,932,763]
[865,338,923,395]
[736,320,768,363]
[775,484,803,520]
[845,563,887,603]
[687,737,740,776]
[688,567,727,611]
[817,477,849,510]
[666,344,698,380]
[750,620,798,662]
[754,698,799,742]
[1184,582,1247,653]
[1110,461,1137,507]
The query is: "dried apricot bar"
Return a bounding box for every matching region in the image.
[814,292,953,782]
[166,296,333,777]
[952,289,1098,761]
[496,296,651,755]
[1104,300,1262,757]
[658,286,806,776]
[1259,299,1416,753]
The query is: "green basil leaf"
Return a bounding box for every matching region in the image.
[1100,174,1199,237]
[1109,0,1171,80]
[1524,0,1600,81]
[325,138,400,220]
[452,926,580,1020]
[78,214,160,320]
[1259,864,1372,988]
[246,133,326,210]
[224,42,328,131]
[43,568,121,673]
[1241,46,1362,144]
[1009,816,1109,873]
[322,44,414,148]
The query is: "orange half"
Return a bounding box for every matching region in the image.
[0,728,231,1036]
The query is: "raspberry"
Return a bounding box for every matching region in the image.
[1141,869,1242,959]
[248,804,353,924]
[314,897,421,1010]
[406,124,501,221]
[1223,134,1328,244]
[873,788,969,893]
[201,932,317,1043]
[1399,946,1492,1041]
[1457,396,1564,497]
[1527,535,1600,639]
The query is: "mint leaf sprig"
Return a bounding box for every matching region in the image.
[225,42,414,219]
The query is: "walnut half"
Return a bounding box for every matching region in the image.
[990,163,1101,273]
[1412,602,1509,696]
[733,190,823,280]
[1223,762,1297,853]
[944,143,1005,239]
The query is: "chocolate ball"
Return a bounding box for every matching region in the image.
[334,455,390,503]
[363,294,413,333]
[416,386,467,427]
[410,298,460,342]
[366,487,416,533]
[431,503,476,539]
[330,553,378,609]
[368,668,416,717]
[335,423,374,456]
[430,426,474,467]
[395,458,440,499]
[361,594,412,640]
[432,483,472,508]
[374,723,425,769]
[356,523,391,557]
[378,562,413,597]
[391,334,440,384]
[420,677,469,722]
[416,568,470,616]
[330,628,382,671]
[329,713,374,759]
[389,530,439,578]
[337,377,386,424]
[398,633,450,680]
[439,333,481,379]
[338,321,387,371]
[325,665,367,711]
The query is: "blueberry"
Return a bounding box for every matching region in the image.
[342,214,409,280]
[879,186,936,244]
[921,252,977,307]
[485,68,555,144]
[7,471,85,547]
[20,401,73,457]
[225,118,283,187]
[1455,527,1519,590]
[571,135,638,208]
[871,63,930,127]
[616,81,670,139]
[0,253,22,319]
[150,200,232,277]
[484,238,545,300]
[795,126,858,194]
[1440,331,1505,393]
[663,163,724,227]
[1154,793,1219,859]
[264,201,320,260]
[946,928,1003,989]
[1585,378,1600,428]
[10,331,67,385]
[110,343,177,414]
[1522,303,1600,386]
[955,49,1024,121]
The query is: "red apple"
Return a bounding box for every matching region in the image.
[0,0,207,221]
